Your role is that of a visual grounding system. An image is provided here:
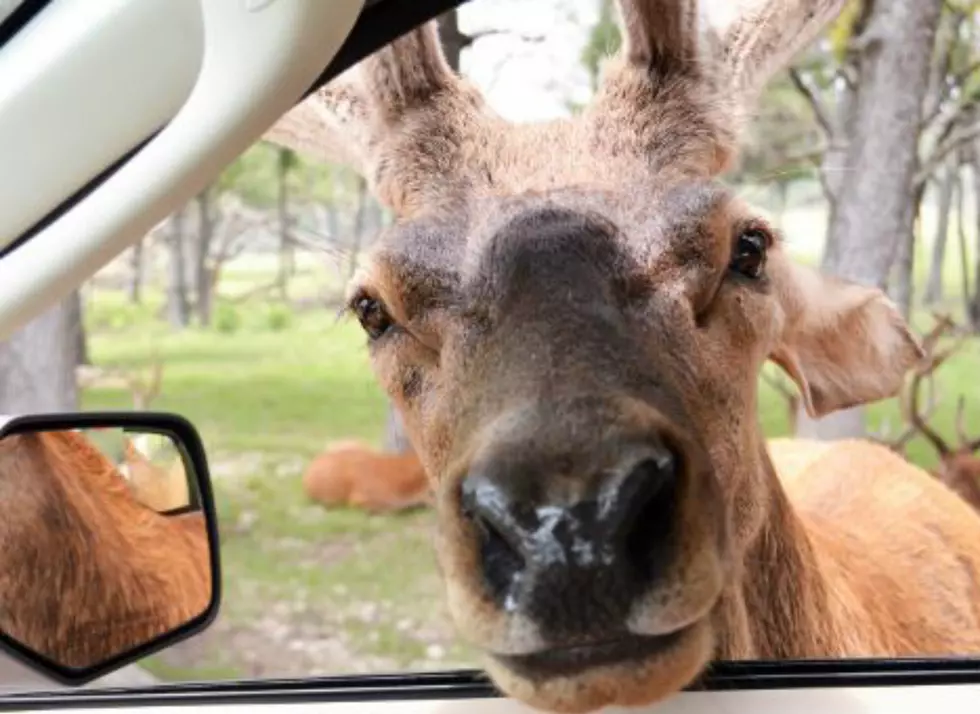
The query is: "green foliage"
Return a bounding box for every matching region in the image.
[213,302,242,334]
[580,0,621,92]
[264,303,293,332]
[825,0,863,63]
[86,296,160,332]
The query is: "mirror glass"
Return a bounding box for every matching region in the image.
[0,426,212,673]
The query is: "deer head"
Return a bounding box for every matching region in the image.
[897,315,980,511]
[266,2,921,710]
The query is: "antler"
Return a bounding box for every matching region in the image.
[954,394,980,454]
[902,314,968,458]
[872,372,939,454]
[722,0,851,105]
[264,0,851,210]
[262,22,486,218]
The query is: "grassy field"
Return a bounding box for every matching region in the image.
[77,197,980,682]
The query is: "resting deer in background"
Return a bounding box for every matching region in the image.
[302,439,430,514]
[76,356,164,412]
[889,316,980,512]
[265,1,980,711]
[122,439,191,513]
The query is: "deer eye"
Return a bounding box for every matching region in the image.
[729,228,768,280]
[352,293,394,340]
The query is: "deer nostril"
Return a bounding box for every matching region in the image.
[460,473,528,606]
[601,447,681,583]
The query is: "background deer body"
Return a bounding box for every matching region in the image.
[302,439,429,514]
[0,430,210,668]
[881,315,980,512]
[266,1,980,711]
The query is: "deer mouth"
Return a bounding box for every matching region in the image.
[492,626,690,679]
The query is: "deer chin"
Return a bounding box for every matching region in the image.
[483,618,713,714]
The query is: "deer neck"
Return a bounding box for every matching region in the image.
[713,439,836,660]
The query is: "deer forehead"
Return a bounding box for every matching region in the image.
[359,180,752,316]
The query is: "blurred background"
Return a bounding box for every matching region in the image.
[2,0,979,689]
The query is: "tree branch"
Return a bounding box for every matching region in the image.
[915,120,980,188]
[788,67,834,138]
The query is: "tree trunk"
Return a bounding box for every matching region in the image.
[194,190,215,327]
[889,182,925,320]
[796,0,944,440]
[955,166,970,319]
[277,148,296,301]
[167,207,191,329]
[67,289,89,367]
[923,160,957,305]
[970,146,980,330]
[347,175,369,283]
[127,237,144,305]
[0,296,79,413]
[817,79,860,270]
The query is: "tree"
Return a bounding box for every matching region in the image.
[794,0,945,440]
[166,205,192,329]
[0,296,79,413]
[969,140,980,329]
[127,237,144,305]
[193,187,217,327]
[68,289,89,367]
[276,147,299,300]
[923,156,959,304]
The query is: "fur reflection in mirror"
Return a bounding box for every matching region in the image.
[0,427,211,670]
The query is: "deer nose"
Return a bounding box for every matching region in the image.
[460,441,681,630]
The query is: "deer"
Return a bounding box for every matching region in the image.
[887,316,980,512]
[75,355,163,412]
[263,2,980,712]
[76,356,186,511]
[301,439,430,514]
[0,428,211,669]
[121,438,191,513]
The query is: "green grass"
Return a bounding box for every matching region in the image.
[77,197,980,681]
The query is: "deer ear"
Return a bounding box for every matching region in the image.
[768,259,924,419]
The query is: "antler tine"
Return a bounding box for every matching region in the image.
[871,372,936,453]
[904,354,950,457]
[921,311,956,353]
[955,395,970,448]
[263,83,369,174]
[263,21,480,217]
[721,0,850,104]
[614,0,702,67]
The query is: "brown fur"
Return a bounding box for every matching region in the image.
[0,430,211,669]
[264,2,980,712]
[302,439,430,514]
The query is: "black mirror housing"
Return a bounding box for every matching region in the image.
[0,411,222,687]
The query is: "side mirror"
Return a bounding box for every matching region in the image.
[0,411,221,686]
